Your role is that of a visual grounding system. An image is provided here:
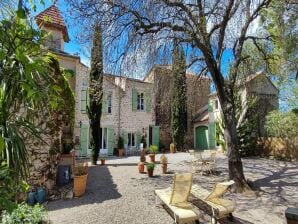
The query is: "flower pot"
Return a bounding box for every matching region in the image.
[100,159,105,166]
[138,162,145,173]
[118,149,125,157]
[170,143,176,153]
[73,174,88,197]
[149,154,155,162]
[147,169,154,177]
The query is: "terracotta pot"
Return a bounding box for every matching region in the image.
[170,143,176,153]
[149,154,155,162]
[162,164,167,174]
[73,174,88,197]
[147,169,154,177]
[100,159,105,165]
[138,162,145,173]
[118,149,125,157]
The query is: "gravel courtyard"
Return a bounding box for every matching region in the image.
[46,152,298,224]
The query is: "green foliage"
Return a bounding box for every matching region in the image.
[0,7,75,179]
[0,163,29,213]
[215,117,227,152]
[265,110,298,138]
[146,163,155,170]
[1,203,47,224]
[149,145,158,154]
[88,24,104,165]
[117,137,124,149]
[171,44,187,151]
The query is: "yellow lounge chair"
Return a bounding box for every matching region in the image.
[191,180,235,224]
[155,173,200,224]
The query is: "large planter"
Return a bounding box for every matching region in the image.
[170,143,176,153]
[147,169,154,177]
[138,162,145,173]
[161,164,167,174]
[74,174,88,197]
[118,149,125,157]
[149,154,155,162]
[100,159,105,166]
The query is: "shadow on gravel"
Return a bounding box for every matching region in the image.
[46,165,121,211]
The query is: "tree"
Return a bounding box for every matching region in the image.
[88,24,104,165]
[0,4,73,178]
[66,0,290,192]
[171,43,187,151]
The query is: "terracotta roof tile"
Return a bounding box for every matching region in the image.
[35,5,69,42]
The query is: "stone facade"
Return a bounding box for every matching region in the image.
[144,66,210,149]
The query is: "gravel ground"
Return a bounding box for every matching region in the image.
[46,152,298,224]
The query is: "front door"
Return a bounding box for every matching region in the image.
[195,126,208,150]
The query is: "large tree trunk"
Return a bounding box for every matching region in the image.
[222,101,250,192]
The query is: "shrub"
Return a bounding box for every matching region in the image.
[117,137,124,149]
[149,145,158,154]
[146,163,155,170]
[266,110,298,138]
[1,203,47,224]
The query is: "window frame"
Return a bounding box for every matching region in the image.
[107,93,112,114]
[137,92,145,111]
[128,132,135,147]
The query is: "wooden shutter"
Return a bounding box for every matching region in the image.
[102,92,108,113]
[107,127,115,156]
[132,88,137,111]
[152,126,160,150]
[81,89,87,113]
[208,122,216,149]
[136,130,142,149]
[145,91,152,113]
[208,99,214,112]
[80,124,89,156]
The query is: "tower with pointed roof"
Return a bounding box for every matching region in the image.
[35,4,69,51]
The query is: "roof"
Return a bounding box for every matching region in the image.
[50,49,89,69]
[143,65,210,82]
[192,105,209,123]
[35,5,70,42]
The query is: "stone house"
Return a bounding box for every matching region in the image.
[193,72,279,151]
[144,66,210,149]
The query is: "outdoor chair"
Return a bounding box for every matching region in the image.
[155,173,200,224]
[190,180,235,224]
[193,152,210,174]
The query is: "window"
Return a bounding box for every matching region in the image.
[215,99,219,110]
[128,133,135,147]
[108,94,112,114]
[137,93,144,111]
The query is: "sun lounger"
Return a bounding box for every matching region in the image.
[155,173,200,224]
[190,181,235,224]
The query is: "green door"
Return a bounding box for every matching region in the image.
[107,127,115,156]
[80,124,89,157]
[152,126,160,150]
[195,126,208,150]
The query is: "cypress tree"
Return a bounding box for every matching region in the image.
[88,24,103,165]
[171,42,187,151]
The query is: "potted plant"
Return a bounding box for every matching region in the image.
[100,158,105,165]
[149,145,158,162]
[73,163,88,197]
[138,162,145,173]
[160,154,168,174]
[146,163,155,177]
[170,142,176,153]
[117,137,125,157]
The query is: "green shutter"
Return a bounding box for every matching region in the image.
[80,124,89,156]
[145,91,152,112]
[122,130,128,145]
[132,88,137,111]
[208,122,216,149]
[107,127,115,156]
[208,99,214,112]
[102,92,108,113]
[81,89,87,113]
[136,130,142,148]
[152,126,160,150]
